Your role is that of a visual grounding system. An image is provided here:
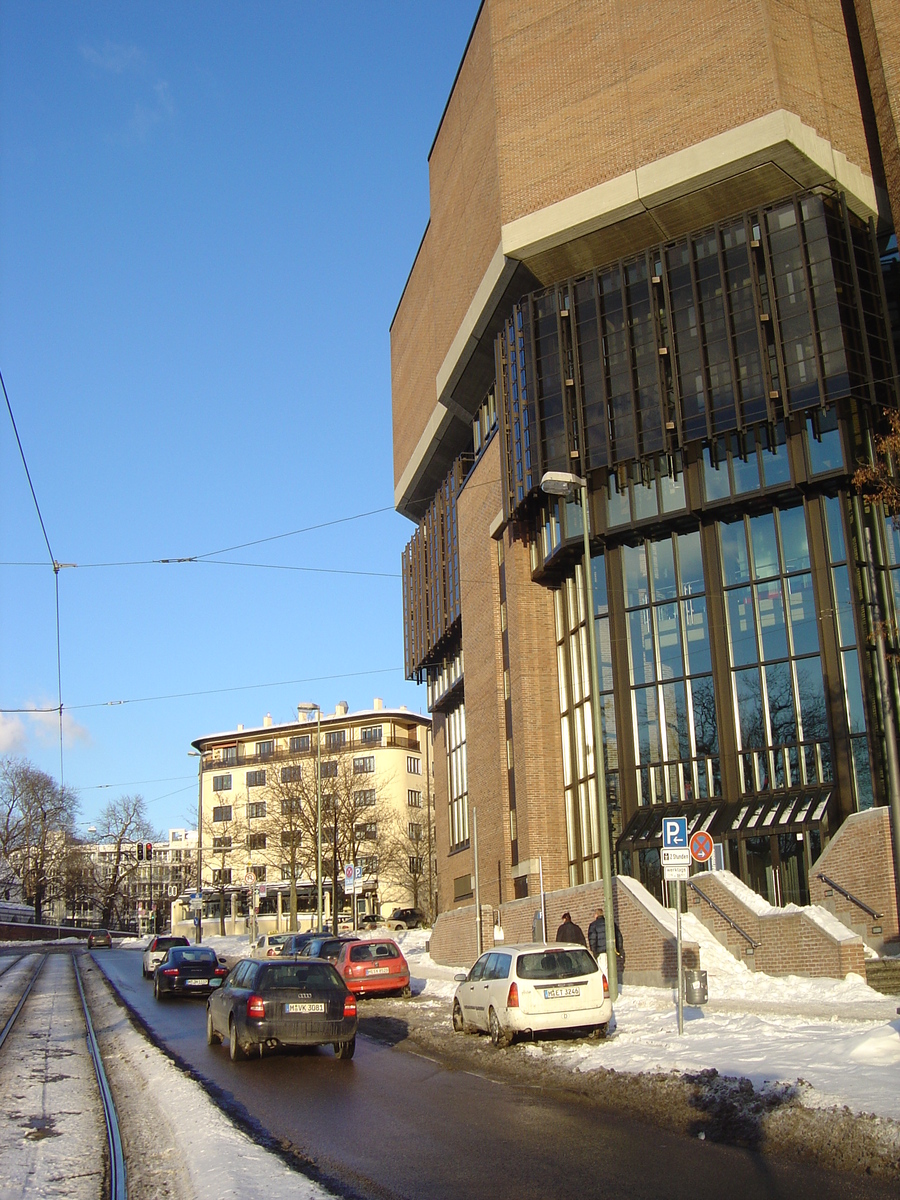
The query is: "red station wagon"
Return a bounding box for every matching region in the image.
[334,938,411,998]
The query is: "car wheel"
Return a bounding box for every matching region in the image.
[588,1022,609,1040]
[451,1000,465,1033]
[393,922,407,931]
[489,1007,511,1048]
[206,1009,222,1046]
[334,1036,356,1060]
[154,978,165,1001]
[399,984,412,998]
[228,1019,246,1062]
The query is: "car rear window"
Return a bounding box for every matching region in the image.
[170,949,217,965]
[157,937,189,951]
[349,942,397,962]
[260,962,343,990]
[516,949,598,980]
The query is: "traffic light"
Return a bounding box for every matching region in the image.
[146,843,153,861]
[137,842,144,861]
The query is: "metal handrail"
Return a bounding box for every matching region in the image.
[687,879,761,948]
[816,873,882,920]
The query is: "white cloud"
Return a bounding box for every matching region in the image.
[80,40,142,74]
[0,713,26,754]
[15,704,92,749]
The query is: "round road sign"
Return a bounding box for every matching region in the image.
[690,831,714,863]
[243,872,257,887]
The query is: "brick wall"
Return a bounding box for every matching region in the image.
[808,806,899,954]
[852,0,900,231]
[690,870,866,977]
[430,875,700,985]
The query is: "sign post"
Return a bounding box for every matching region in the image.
[662,817,689,1035]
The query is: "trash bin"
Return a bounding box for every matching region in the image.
[684,968,708,1005]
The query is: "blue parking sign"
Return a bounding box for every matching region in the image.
[662,816,688,848]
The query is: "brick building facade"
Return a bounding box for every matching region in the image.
[393,1,900,918]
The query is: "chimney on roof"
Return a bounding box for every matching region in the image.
[237,724,244,732]
[373,697,384,711]
[336,700,349,716]
[263,713,273,728]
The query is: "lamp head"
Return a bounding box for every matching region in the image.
[540,470,586,496]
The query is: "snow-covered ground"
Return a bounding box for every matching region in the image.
[2,920,898,1196]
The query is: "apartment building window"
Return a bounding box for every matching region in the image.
[256,740,274,759]
[290,734,310,752]
[407,789,422,808]
[357,822,377,841]
[248,832,267,850]
[361,726,382,744]
[252,865,267,881]
[454,873,473,900]
[212,774,232,792]
[281,765,302,783]
[212,805,232,823]
[447,700,468,850]
[212,836,232,851]
[407,756,422,775]
[247,801,267,819]
[358,854,378,874]
[408,822,422,841]
[247,770,266,788]
[281,798,300,817]
[354,789,376,807]
[281,830,301,847]
[325,730,346,748]
[320,760,338,779]
[353,755,375,774]
[222,746,237,765]
[212,869,232,885]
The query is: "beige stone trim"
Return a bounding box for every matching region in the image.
[394,399,456,513]
[502,110,877,261]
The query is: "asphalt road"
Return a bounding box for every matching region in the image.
[93,947,896,1200]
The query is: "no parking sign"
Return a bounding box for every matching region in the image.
[690,830,714,863]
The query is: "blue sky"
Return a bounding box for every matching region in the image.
[0,1,480,834]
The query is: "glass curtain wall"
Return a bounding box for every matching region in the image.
[446,701,469,851]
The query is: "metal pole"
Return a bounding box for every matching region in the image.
[425,723,434,922]
[580,481,619,1002]
[539,856,547,944]
[316,707,323,931]
[195,754,203,944]
[676,880,684,1035]
[864,525,900,927]
[473,806,482,956]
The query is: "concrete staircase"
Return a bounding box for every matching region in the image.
[864,957,900,995]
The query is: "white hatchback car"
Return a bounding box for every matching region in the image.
[142,934,190,978]
[452,942,612,1047]
[250,933,293,958]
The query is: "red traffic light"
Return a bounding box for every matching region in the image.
[146,843,153,860]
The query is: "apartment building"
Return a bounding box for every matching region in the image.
[191,701,433,925]
[393,0,900,913]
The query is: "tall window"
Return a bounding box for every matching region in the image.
[408,822,422,841]
[248,832,267,850]
[353,755,375,774]
[281,765,301,783]
[290,735,310,753]
[212,774,232,792]
[212,805,232,823]
[325,730,346,748]
[720,506,828,792]
[623,529,718,805]
[829,496,871,808]
[256,740,274,759]
[247,801,266,819]
[407,756,422,775]
[246,770,266,788]
[320,761,338,779]
[407,789,422,808]
[447,701,468,850]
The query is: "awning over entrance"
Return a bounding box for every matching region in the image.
[616,787,834,851]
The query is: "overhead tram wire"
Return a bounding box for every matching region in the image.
[2,366,70,788]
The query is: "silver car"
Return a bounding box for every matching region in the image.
[452,943,612,1047]
[142,934,190,978]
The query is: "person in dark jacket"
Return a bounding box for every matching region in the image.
[555,911,586,946]
[588,907,625,974]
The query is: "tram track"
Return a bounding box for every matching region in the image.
[0,950,127,1200]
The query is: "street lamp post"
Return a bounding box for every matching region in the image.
[298,703,323,931]
[189,750,202,943]
[541,470,619,1002]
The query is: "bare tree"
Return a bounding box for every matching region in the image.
[95,794,157,928]
[0,758,78,923]
[377,809,430,914]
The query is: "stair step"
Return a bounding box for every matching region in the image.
[865,959,900,995]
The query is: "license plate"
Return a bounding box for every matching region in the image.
[366,966,389,975]
[285,1002,325,1014]
[543,986,581,999]
[185,979,209,987]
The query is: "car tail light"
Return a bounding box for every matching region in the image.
[506,981,519,1008]
[602,974,609,997]
[343,994,357,1018]
[161,968,178,976]
[214,966,228,977]
[247,994,266,1019]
